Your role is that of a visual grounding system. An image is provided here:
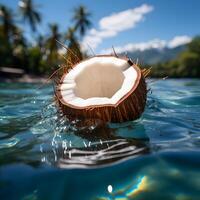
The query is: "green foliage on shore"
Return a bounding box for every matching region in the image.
[0,1,91,76]
[0,1,200,78]
[151,36,200,78]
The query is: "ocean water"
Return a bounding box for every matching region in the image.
[0,79,200,200]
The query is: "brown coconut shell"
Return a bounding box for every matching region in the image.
[55,56,147,123]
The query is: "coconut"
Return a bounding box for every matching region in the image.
[55,55,147,123]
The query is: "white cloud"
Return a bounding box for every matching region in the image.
[168,35,192,48]
[82,28,117,49]
[101,39,166,54]
[82,4,154,50]
[99,4,153,32]
[100,35,192,54]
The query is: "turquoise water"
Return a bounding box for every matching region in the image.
[0,79,200,200]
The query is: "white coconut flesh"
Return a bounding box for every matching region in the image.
[60,56,138,107]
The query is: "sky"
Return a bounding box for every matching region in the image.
[1,0,200,53]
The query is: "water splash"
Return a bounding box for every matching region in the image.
[38,99,149,167]
[0,80,200,168]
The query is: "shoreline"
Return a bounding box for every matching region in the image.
[0,75,199,83]
[0,74,49,83]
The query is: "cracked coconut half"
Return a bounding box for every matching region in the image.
[55,55,147,123]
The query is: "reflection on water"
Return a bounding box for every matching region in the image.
[57,126,149,168]
[39,103,149,167]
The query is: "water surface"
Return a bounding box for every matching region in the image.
[0,79,200,199]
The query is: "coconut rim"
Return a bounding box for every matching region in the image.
[56,55,142,110]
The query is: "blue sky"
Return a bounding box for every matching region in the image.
[1,0,200,53]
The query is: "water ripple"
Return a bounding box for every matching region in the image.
[0,80,200,168]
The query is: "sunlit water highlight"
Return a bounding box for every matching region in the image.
[0,79,200,199]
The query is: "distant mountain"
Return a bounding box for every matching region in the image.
[125,45,186,65]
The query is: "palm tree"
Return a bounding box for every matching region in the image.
[12,26,26,48]
[18,0,41,32]
[65,27,76,44]
[72,5,91,38]
[0,5,15,41]
[46,24,61,54]
[46,23,61,66]
[37,34,44,49]
[65,27,82,67]
[0,5,16,66]
[11,26,28,69]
